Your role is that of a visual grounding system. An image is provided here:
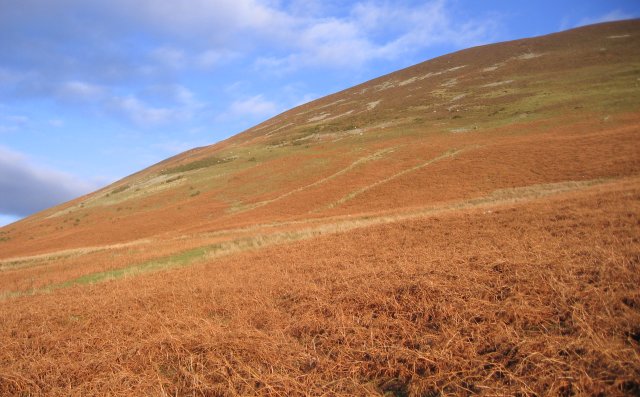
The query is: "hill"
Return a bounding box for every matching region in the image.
[0,20,639,396]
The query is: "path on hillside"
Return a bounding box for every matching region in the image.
[320,147,468,211]
[228,147,397,214]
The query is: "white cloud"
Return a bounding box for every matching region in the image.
[13,0,494,73]
[5,115,29,124]
[576,10,635,28]
[0,145,97,217]
[254,0,497,71]
[295,18,375,66]
[173,85,199,107]
[142,84,201,107]
[226,95,279,118]
[109,95,180,127]
[153,139,209,155]
[49,119,64,127]
[0,67,28,86]
[1,1,500,100]
[151,47,187,69]
[107,0,293,41]
[0,125,18,133]
[197,50,225,68]
[292,93,319,107]
[0,0,501,131]
[53,80,201,127]
[149,47,238,70]
[0,113,29,133]
[58,81,105,101]
[196,49,238,69]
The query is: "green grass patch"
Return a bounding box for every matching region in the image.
[57,246,209,288]
[8,231,314,296]
[111,184,131,194]
[162,156,234,175]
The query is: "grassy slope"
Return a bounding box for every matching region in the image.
[0,20,639,396]
[0,20,638,258]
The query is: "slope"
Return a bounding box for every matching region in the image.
[0,20,639,396]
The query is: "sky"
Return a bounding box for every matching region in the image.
[0,0,638,226]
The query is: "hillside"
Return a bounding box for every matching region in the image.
[1,20,639,396]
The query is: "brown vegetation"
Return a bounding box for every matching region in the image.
[0,20,639,396]
[1,179,639,395]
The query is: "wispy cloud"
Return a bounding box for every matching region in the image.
[53,80,202,127]
[0,0,499,81]
[152,139,210,155]
[57,81,105,101]
[225,95,280,119]
[48,119,64,127]
[255,0,499,71]
[0,113,29,133]
[0,145,97,217]
[151,47,187,69]
[195,49,239,69]
[575,9,636,27]
[108,96,179,127]
[0,0,501,133]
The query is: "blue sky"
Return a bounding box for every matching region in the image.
[0,0,638,226]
